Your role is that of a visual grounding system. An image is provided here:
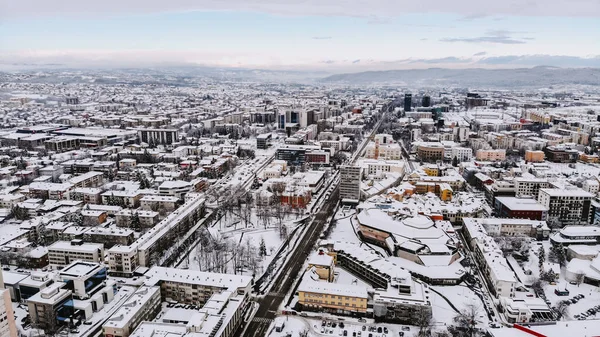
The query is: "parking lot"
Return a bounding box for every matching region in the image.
[313,319,413,337]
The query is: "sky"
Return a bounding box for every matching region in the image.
[0,0,599,72]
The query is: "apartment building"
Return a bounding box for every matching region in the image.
[115,209,160,228]
[48,241,104,267]
[137,129,179,145]
[339,165,362,204]
[0,289,17,337]
[464,218,550,241]
[514,178,550,199]
[103,286,161,337]
[463,220,517,298]
[298,280,369,314]
[69,171,103,188]
[476,149,506,162]
[140,195,179,212]
[525,150,545,163]
[144,267,252,306]
[451,147,473,162]
[107,245,139,277]
[28,182,73,200]
[538,188,593,226]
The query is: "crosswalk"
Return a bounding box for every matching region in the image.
[252,317,273,324]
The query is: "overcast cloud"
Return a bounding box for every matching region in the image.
[1,0,599,19]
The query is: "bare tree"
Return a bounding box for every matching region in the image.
[413,306,433,337]
[450,303,481,337]
[575,273,585,286]
[556,300,570,320]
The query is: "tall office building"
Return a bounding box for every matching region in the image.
[404,94,412,112]
[340,165,362,204]
[422,95,431,107]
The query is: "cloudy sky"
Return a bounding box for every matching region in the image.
[0,0,599,71]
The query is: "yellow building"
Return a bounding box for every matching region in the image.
[524,150,545,163]
[423,165,440,177]
[307,251,335,282]
[580,153,600,163]
[439,183,453,201]
[298,280,368,314]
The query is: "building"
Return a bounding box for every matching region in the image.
[339,165,362,204]
[307,251,335,282]
[256,133,271,149]
[69,171,103,188]
[525,150,545,163]
[451,147,473,162]
[464,218,550,241]
[140,195,179,212]
[137,129,179,145]
[537,188,593,226]
[27,282,73,332]
[583,179,600,195]
[417,143,444,162]
[103,286,161,337]
[463,219,517,298]
[144,266,252,305]
[58,262,112,301]
[514,178,550,199]
[0,289,17,337]
[297,279,369,315]
[158,181,192,200]
[404,94,412,112]
[28,262,117,329]
[476,149,506,162]
[107,245,139,277]
[115,209,160,228]
[550,226,600,246]
[47,241,104,267]
[494,197,548,221]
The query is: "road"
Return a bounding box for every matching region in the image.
[236,105,389,337]
[241,186,340,337]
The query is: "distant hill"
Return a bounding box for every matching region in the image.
[320,66,600,87]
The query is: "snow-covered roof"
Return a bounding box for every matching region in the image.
[144,266,252,292]
[297,279,368,299]
[103,286,160,329]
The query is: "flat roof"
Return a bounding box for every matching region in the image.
[60,261,102,278]
[539,188,594,198]
[103,286,160,329]
[495,197,548,211]
[144,266,252,292]
[298,278,368,299]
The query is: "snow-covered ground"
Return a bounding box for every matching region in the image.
[268,316,418,337]
[430,285,489,329]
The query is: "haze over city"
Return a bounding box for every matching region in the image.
[1,0,600,71]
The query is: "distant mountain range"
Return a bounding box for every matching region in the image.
[320,66,600,87]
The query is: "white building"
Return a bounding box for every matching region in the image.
[583,179,600,195]
[463,218,517,298]
[103,286,161,337]
[514,178,550,199]
[538,188,593,226]
[451,147,473,162]
[47,241,104,267]
[340,165,362,203]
